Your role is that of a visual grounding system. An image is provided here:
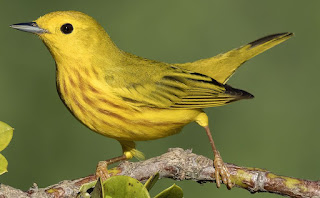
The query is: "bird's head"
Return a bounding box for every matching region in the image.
[10,11,120,63]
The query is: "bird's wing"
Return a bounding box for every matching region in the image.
[111,65,253,109]
[176,32,293,84]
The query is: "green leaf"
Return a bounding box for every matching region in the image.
[144,172,159,191]
[0,121,14,152]
[77,180,97,198]
[154,184,183,198]
[103,176,150,198]
[0,121,13,176]
[0,154,8,175]
[91,178,103,198]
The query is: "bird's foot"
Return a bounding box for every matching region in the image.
[95,155,128,181]
[95,161,110,181]
[213,152,233,189]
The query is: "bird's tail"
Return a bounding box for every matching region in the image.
[177,32,293,84]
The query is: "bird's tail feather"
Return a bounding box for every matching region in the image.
[177,32,293,84]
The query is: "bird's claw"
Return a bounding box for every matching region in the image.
[213,152,233,189]
[95,161,110,181]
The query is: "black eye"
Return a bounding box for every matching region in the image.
[60,23,73,34]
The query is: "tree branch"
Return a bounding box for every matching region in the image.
[0,148,319,198]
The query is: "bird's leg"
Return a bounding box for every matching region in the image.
[204,126,233,189]
[95,155,127,181]
[95,140,141,181]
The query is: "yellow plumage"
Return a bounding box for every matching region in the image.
[10,11,292,188]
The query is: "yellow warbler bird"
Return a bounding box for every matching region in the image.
[10,11,292,188]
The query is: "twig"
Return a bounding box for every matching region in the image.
[0,148,319,198]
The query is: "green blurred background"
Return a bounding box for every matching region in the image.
[0,1,319,197]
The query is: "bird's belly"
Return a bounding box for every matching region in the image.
[88,108,203,141]
[62,92,202,140]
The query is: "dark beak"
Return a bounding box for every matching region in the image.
[10,22,48,34]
